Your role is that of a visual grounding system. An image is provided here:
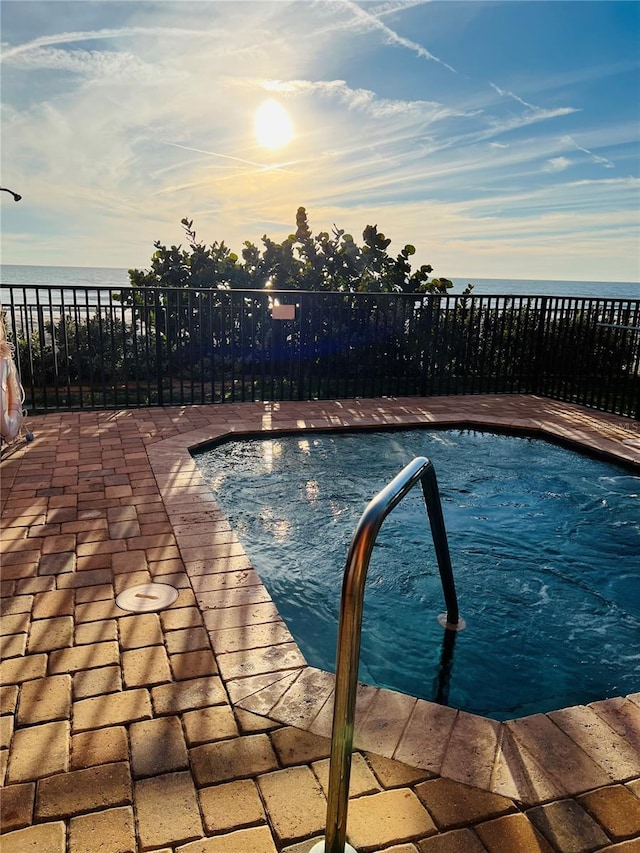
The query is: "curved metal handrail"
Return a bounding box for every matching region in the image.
[316,456,460,853]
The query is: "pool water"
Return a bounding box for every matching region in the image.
[193,429,640,721]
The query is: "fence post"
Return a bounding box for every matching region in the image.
[154,289,164,406]
[534,297,549,395]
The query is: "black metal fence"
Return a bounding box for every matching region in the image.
[2,284,639,418]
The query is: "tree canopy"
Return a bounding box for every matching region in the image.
[128,207,471,295]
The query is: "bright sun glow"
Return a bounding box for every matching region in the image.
[254,99,294,149]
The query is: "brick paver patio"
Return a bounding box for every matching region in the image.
[1,395,639,852]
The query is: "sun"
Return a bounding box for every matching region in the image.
[254,99,294,150]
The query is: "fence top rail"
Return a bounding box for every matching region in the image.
[2,283,639,306]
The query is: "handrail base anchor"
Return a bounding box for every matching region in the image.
[437,613,466,631]
[309,841,358,852]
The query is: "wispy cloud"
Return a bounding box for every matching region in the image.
[4,45,175,80]
[0,24,223,62]
[544,156,572,172]
[260,77,478,123]
[562,135,615,169]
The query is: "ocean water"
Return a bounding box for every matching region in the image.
[0,263,638,300]
[0,264,129,289]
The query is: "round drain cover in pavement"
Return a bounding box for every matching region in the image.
[116,583,179,613]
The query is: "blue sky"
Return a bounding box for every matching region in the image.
[1,0,639,283]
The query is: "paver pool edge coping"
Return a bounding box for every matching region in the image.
[146,395,640,808]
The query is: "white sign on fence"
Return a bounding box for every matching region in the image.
[272,304,296,320]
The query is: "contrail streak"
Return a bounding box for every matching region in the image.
[160,141,295,173]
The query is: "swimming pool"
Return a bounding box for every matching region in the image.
[193,428,640,721]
